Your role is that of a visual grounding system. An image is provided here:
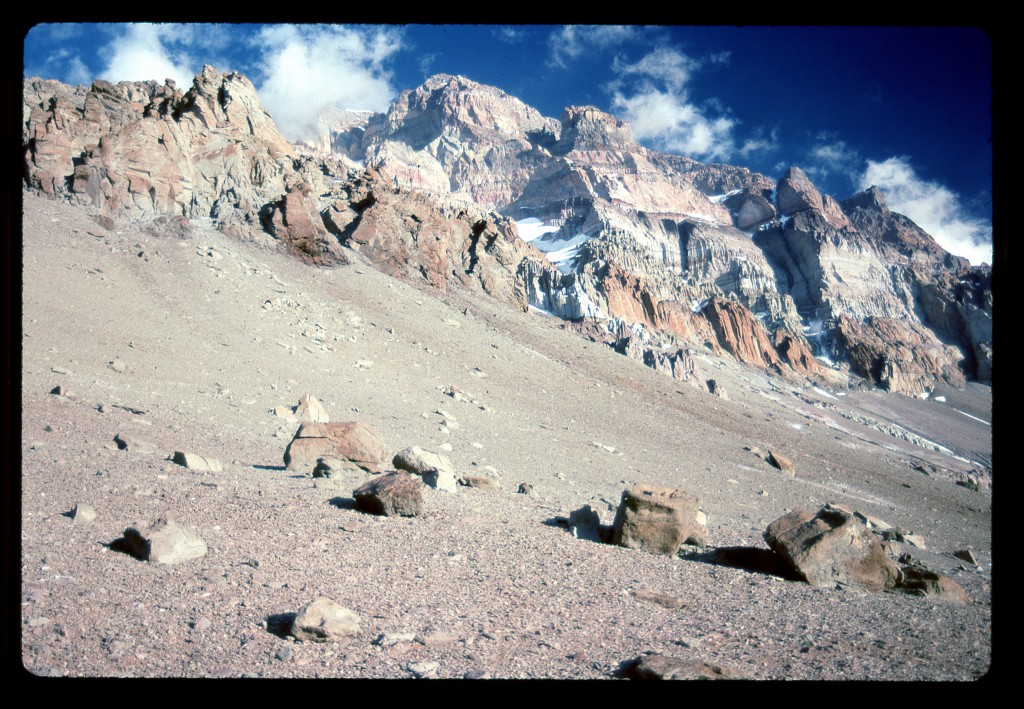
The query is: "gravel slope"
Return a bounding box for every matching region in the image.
[19,193,992,680]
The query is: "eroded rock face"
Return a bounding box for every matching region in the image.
[833,315,966,393]
[284,422,387,472]
[764,504,901,592]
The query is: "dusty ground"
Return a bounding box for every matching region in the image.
[18,192,993,680]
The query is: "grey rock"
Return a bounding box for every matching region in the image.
[114,433,157,455]
[624,654,745,680]
[374,632,417,647]
[392,446,458,492]
[121,517,207,565]
[408,661,439,678]
[71,503,97,524]
[291,598,361,643]
[171,451,222,472]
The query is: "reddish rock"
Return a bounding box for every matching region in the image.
[702,297,785,374]
[897,562,970,604]
[764,504,901,592]
[353,472,425,517]
[284,422,387,472]
[612,484,709,555]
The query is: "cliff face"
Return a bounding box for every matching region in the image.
[23,69,990,393]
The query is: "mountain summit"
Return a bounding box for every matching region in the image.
[22,67,992,394]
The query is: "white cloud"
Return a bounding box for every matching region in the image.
[548,25,638,67]
[608,48,735,161]
[495,27,525,44]
[860,157,993,266]
[254,25,402,142]
[98,24,196,87]
[26,46,92,86]
[804,138,861,187]
[739,128,779,158]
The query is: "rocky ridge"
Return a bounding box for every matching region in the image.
[22,67,992,395]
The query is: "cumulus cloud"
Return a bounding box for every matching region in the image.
[860,157,993,266]
[254,25,402,142]
[548,25,639,67]
[608,48,736,161]
[495,27,525,44]
[98,24,196,87]
[739,128,779,158]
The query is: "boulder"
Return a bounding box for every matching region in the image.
[458,475,501,490]
[392,446,458,492]
[612,485,709,555]
[120,517,207,565]
[290,598,361,643]
[171,451,222,472]
[284,422,387,472]
[353,472,425,517]
[764,504,901,592]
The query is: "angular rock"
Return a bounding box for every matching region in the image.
[290,598,361,643]
[408,661,440,678]
[623,654,744,680]
[374,632,417,648]
[631,590,687,609]
[516,482,535,496]
[272,405,298,422]
[121,517,207,565]
[71,503,97,524]
[392,446,458,492]
[897,562,970,604]
[293,393,329,423]
[568,505,604,543]
[114,433,157,455]
[767,450,794,473]
[284,422,387,472]
[171,451,222,472]
[764,504,901,591]
[953,549,978,565]
[353,472,424,517]
[612,484,709,555]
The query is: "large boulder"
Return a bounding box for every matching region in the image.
[764,504,901,592]
[284,422,387,472]
[612,485,709,555]
[353,472,425,517]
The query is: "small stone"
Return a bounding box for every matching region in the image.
[114,433,157,455]
[953,549,978,565]
[291,598,361,643]
[192,617,212,632]
[109,359,127,373]
[374,632,417,647]
[171,451,222,472]
[49,385,72,398]
[464,668,490,679]
[517,483,534,496]
[408,661,439,678]
[121,517,207,565]
[631,589,687,609]
[768,450,794,473]
[275,646,293,662]
[71,503,97,524]
[458,475,500,490]
[623,654,744,680]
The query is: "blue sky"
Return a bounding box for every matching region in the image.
[23,23,993,265]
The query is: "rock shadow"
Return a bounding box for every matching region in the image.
[265,613,296,639]
[104,534,146,561]
[680,546,803,581]
[328,497,358,511]
[252,464,286,471]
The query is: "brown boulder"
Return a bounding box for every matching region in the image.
[284,422,387,472]
[897,562,970,604]
[353,472,425,517]
[764,504,901,592]
[612,484,709,555]
[622,654,745,680]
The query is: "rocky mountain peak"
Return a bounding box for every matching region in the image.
[775,165,851,230]
[841,185,889,214]
[554,105,638,154]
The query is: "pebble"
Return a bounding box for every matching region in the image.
[408,661,439,678]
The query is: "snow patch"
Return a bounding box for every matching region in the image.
[952,408,990,426]
[708,189,742,204]
[515,217,561,243]
[691,298,710,314]
[934,395,946,402]
[812,386,836,400]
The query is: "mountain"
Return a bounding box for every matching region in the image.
[22,68,992,395]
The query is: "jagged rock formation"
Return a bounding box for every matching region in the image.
[22,68,990,394]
